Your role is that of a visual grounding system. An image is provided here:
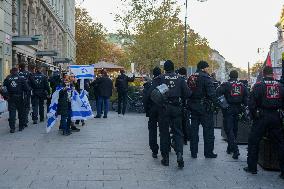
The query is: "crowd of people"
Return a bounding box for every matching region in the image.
[143,60,284,179]
[0,59,284,179]
[0,63,137,136]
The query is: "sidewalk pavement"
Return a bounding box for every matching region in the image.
[0,112,283,189]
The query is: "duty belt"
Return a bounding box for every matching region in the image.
[167,98,181,106]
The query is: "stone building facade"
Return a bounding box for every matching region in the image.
[0,0,76,82]
[211,49,226,82]
[0,0,13,82]
[269,5,284,80]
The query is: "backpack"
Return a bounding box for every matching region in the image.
[187,73,199,90]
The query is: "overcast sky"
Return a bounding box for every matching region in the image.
[80,0,284,69]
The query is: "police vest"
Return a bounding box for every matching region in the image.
[260,80,282,109]
[32,74,45,89]
[6,75,22,94]
[226,81,244,104]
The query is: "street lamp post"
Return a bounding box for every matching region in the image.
[184,0,208,70]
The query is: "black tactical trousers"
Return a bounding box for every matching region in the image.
[223,105,241,153]
[117,91,127,115]
[189,111,215,156]
[148,105,159,154]
[8,95,24,130]
[182,109,190,142]
[32,95,45,121]
[247,110,284,173]
[159,104,183,156]
[23,94,31,126]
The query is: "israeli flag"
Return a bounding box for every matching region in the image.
[69,65,94,79]
[71,90,93,121]
[46,87,62,133]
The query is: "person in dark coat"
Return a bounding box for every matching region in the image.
[143,67,162,158]
[216,70,248,159]
[4,67,29,133]
[115,70,135,116]
[94,70,113,118]
[30,66,50,124]
[187,61,220,159]
[57,78,72,136]
[244,66,284,179]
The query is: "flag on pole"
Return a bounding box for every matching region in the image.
[265,53,272,67]
[46,88,62,133]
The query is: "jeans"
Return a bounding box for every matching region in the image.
[97,96,109,117]
[60,112,71,133]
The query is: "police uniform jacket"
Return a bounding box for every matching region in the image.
[249,77,284,119]
[30,71,50,98]
[3,73,29,96]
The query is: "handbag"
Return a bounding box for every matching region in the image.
[0,98,8,113]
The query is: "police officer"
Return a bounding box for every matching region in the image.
[188,61,219,159]
[30,66,50,124]
[217,70,248,159]
[3,67,29,133]
[178,67,190,145]
[18,62,32,128]
[158,60,191,168]
[244,66,284,179]
[143,67,162,159]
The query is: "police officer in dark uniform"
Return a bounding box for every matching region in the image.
[3,67,29,133]
[188,61,219,159]
[30,66,50,124]
[158,60,191,168]
[18,62,32,128]
[178,67,190,145]
[217,70,248,159]
[244,66,284,179]
[143,67,162,159]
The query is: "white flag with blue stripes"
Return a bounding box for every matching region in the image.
[69,65,94,79]
[71,90,93,121]
[46,88,61,133]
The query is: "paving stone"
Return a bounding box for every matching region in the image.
[0,112,283,188]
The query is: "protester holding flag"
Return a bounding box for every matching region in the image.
[57,78,72,136]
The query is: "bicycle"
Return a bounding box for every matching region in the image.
[111,92,144,113]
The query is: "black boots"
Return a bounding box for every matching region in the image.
[177,152,184,168]
[161,154,169,166]
[232,150,240,159]
[205,153,218,158]
[243,167,257,174]
[226,146,232,154]
[152,152,158,159]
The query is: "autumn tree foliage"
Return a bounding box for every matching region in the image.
[75,7,125,64]
[115,0,213,73]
